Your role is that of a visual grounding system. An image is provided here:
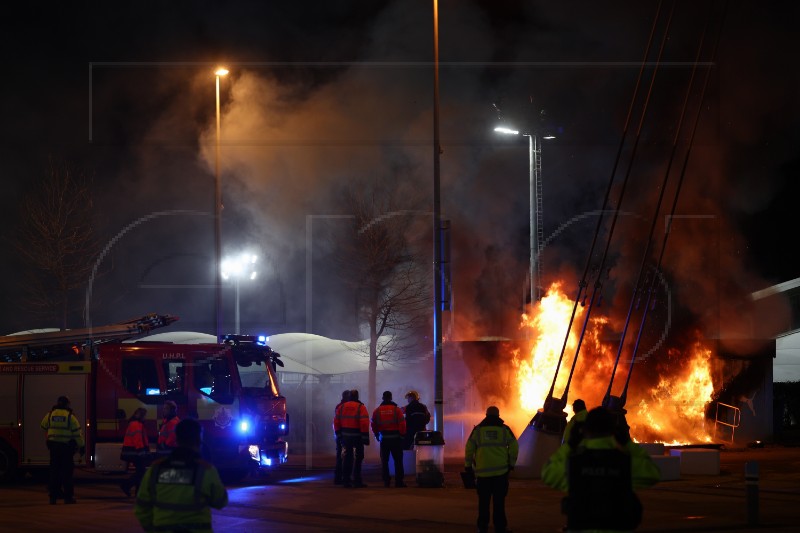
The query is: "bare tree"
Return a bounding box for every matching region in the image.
[11,160,104,330]
[332,181,431,407]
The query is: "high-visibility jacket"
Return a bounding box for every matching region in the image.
[371,401,406,441]
[541,436,660,492]
[333,401,347,438]
[158,416,180,449]
[134,448,228,533]
[333,400,369,438]
[465,416,518,478]
[541,436,660,532]
[40,408,85,448]
[123,419,150,450]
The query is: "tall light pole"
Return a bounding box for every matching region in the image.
[431,0,444,433]
[222,252,257,334]
[214,67,228,339]
[494,126,555,305]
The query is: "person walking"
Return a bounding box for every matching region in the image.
[157,400,180,455]
[135,418,228,532]
[401,390,431,450]
[333,388,370,488]
[120,407,150,497]
[333,389,351,485]
[562,398,588,445]
[40,395,85,504]
[541,406,660,532]
[465,406,518,533]
[371,390,407,487]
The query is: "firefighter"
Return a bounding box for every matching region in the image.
[40,395,85,504]
[135,418,228,532]
[333,388,370,488]
[333,389,351,485]
[120,407,150,497]
[402,389,431,450]
[371,390,407,487]
[541,406,661,532]
[465,406,519,533]
[562,398,588,445]
[157,400,180,454]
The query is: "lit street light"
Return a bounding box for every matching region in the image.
[214,67,228,339]
[494,125,555,305]
[221,252,257,335]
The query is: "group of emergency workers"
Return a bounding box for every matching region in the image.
[42,395,227,532]
[333,388,431,488]
[39,390,659,532]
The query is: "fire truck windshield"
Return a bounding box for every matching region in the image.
[238,359,279,396]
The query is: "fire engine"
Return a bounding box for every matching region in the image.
[0,313,289,482]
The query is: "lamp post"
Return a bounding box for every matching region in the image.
[221,253,257,334]
[494,126,555,305]
[214,67,228,339]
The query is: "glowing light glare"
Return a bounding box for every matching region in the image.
[221,253,258,280]
[239,420,250,432]
[215,68,229,77]
[248,445,259,461]
[494,126,520,135]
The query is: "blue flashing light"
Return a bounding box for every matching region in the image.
[256,335,268,345]
[239,420,249,433]
[145,388,160,396]
[279,423,287,431]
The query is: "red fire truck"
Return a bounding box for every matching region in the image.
[0,314,289,482]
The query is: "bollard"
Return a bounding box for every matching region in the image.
[745,461,759,526]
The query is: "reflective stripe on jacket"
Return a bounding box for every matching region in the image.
[333,400,370,437]
[158,416,180,449]
[134,449,228,533]
[124,419,150,450]
[40,408,85,447]
[541,436,661,492]
[464,416,518,477]
[371,402,407,440]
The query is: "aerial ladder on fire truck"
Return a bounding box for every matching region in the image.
[0,313,178,362]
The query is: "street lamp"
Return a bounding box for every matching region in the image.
[214,67,228,339]
[494,126,555,305]
[221,252,257,334]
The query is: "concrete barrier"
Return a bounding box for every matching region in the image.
[651,455,681,481]
[669,448,720,475]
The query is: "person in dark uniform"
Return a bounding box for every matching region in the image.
[401,390,431,450]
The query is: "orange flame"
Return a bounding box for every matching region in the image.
[509,281,716,444]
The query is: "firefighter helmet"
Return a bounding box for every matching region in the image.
[405,390,419,401]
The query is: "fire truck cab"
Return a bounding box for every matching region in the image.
[0,315,289,483]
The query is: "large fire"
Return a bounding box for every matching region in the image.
[509,281,716,443]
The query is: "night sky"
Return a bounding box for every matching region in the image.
[2,1,798,346]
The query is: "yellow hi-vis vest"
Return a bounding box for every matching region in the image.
[465,421,519,477]
[40,408,84,448]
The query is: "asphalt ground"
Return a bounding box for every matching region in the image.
[1,445,799,532]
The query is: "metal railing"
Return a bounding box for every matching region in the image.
[713,402,741,444]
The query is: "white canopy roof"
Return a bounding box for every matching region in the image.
[135,331,392,376]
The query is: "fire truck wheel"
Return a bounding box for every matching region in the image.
[0,441,18,483]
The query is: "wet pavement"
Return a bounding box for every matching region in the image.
[1,444,799,532]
